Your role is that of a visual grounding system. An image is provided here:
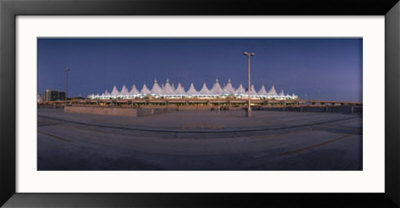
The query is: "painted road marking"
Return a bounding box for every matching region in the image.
[181,124,224,130]
[315,125,361,131]
[249,129,309,140]
[38,130,72,143]
[323,117,359,125]
[278,134,354,156]
[38,114,358,133]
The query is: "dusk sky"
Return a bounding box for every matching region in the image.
[38,38,362,102]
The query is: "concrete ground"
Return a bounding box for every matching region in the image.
[38,108,362,170]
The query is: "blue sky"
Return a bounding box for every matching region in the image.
[38,38,362,101]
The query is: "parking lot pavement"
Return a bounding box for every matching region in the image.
[38,109,362,170]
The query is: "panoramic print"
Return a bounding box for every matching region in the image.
[37,38,362,170]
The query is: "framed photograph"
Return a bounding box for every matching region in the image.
[1,0,399,207]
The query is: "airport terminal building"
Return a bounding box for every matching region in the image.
[88,79,299,100]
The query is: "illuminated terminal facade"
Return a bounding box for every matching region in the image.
[88,79,299,100]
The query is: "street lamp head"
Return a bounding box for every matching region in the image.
[243,52,249,55]
[250,52,255,56]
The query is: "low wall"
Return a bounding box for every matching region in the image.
[64,105,361,116]
[256,106,362,114]
[176,106,244,111]
[64,106,179,117]
[64,106,138,117]
[178,106,214,111]
[137,107,178,117]
[38,104,64,109]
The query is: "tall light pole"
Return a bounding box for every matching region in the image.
[64,68,70,101]
[243,52,255,118]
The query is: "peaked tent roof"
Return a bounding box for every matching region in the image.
[91,79,299,99]
[248,84,258,95]
[151,80,163,95]
[186,83,199,95]
[268,85,278,96]
[258,85,268,96]
[210,79,223,95]
[174,83,186,95]
[141,84,151,95]
[120,85,129,95]
[130,84,139,95]
[279,89,285,97]
[199,82,211,95]
[223,79,236,95]
[103,89,110,96]
[111,86,119,96]
[162,79,175,95]
[235,84,246,95]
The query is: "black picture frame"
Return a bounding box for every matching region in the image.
[1,0,399,207]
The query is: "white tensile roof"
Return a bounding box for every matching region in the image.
[162,79,175,95]
[279,89,285,97]
[104,89,110,96]
[186,83,199,96]
[120,85,129,95]
[140,84,151,95]
[174,83,186,95]
[130,84,139,95]
[223,79,236,95]
[268,85,278,96]
[151,80,163,95]
[199,82,211,95]
[111,86,119,96]
[92,79,298,99]
[258,85,268,96]
[235,84,246,95]
[210,79,223,95]
[248,84,258,95]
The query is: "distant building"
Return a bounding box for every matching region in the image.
[37,94,42,102]
[88,78,299,100]
[43,89,66,101]
[69,97,85,101]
